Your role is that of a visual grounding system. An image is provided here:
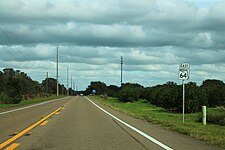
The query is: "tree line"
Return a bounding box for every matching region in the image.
[85,80,225,113]
[0,68,74,104]
[1,68,225,113]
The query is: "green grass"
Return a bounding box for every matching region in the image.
[0,95,66,110]
[89,96,225,148]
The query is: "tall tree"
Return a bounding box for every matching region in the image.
[85,81,108,95]
[200,79,225,107]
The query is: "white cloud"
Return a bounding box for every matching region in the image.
[194,32,213,47]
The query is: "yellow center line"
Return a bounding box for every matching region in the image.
[55,112,60,115]
[0,107,62,149]
[4,143,20,150]
[40,120,49,126]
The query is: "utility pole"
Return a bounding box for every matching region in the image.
[121,56,123,86]
[46,72,48,94]
[67,68,69,96]
[73,81,75,96]
[56,46,59,96]
[71,76,72,95]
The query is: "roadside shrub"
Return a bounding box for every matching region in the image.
[207,112,225,126]
[119,87,139,102]
[0,92,22,104]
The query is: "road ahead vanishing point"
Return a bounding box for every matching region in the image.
[0,96,223,150]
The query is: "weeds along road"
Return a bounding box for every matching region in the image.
[0,96,223,150]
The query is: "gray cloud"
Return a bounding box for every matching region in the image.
[0,0,225,89]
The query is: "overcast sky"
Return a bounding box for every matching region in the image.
[0,0,225,90]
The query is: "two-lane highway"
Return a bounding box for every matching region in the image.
[0,96,223,150]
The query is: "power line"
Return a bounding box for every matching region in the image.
[26,2,51,43]
[0,42,32,70]
[0,27,35,70]
[0,42,18,58]
[0,28,28,60]
[0,1,53,73]
[0,4,63,86]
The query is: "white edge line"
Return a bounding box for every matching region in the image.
[0,97,69,115]
[85,97,173,150]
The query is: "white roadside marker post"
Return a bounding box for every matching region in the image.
[202,106,207,125]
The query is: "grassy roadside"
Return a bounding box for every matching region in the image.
[89,96,225,148]
[0,95,66,110]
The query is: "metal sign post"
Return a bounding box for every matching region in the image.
[179,63,190,123]
[182,80,185,123]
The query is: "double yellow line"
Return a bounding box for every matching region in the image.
[0,107,62,149]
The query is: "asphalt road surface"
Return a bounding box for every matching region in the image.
[0,96,223,150]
